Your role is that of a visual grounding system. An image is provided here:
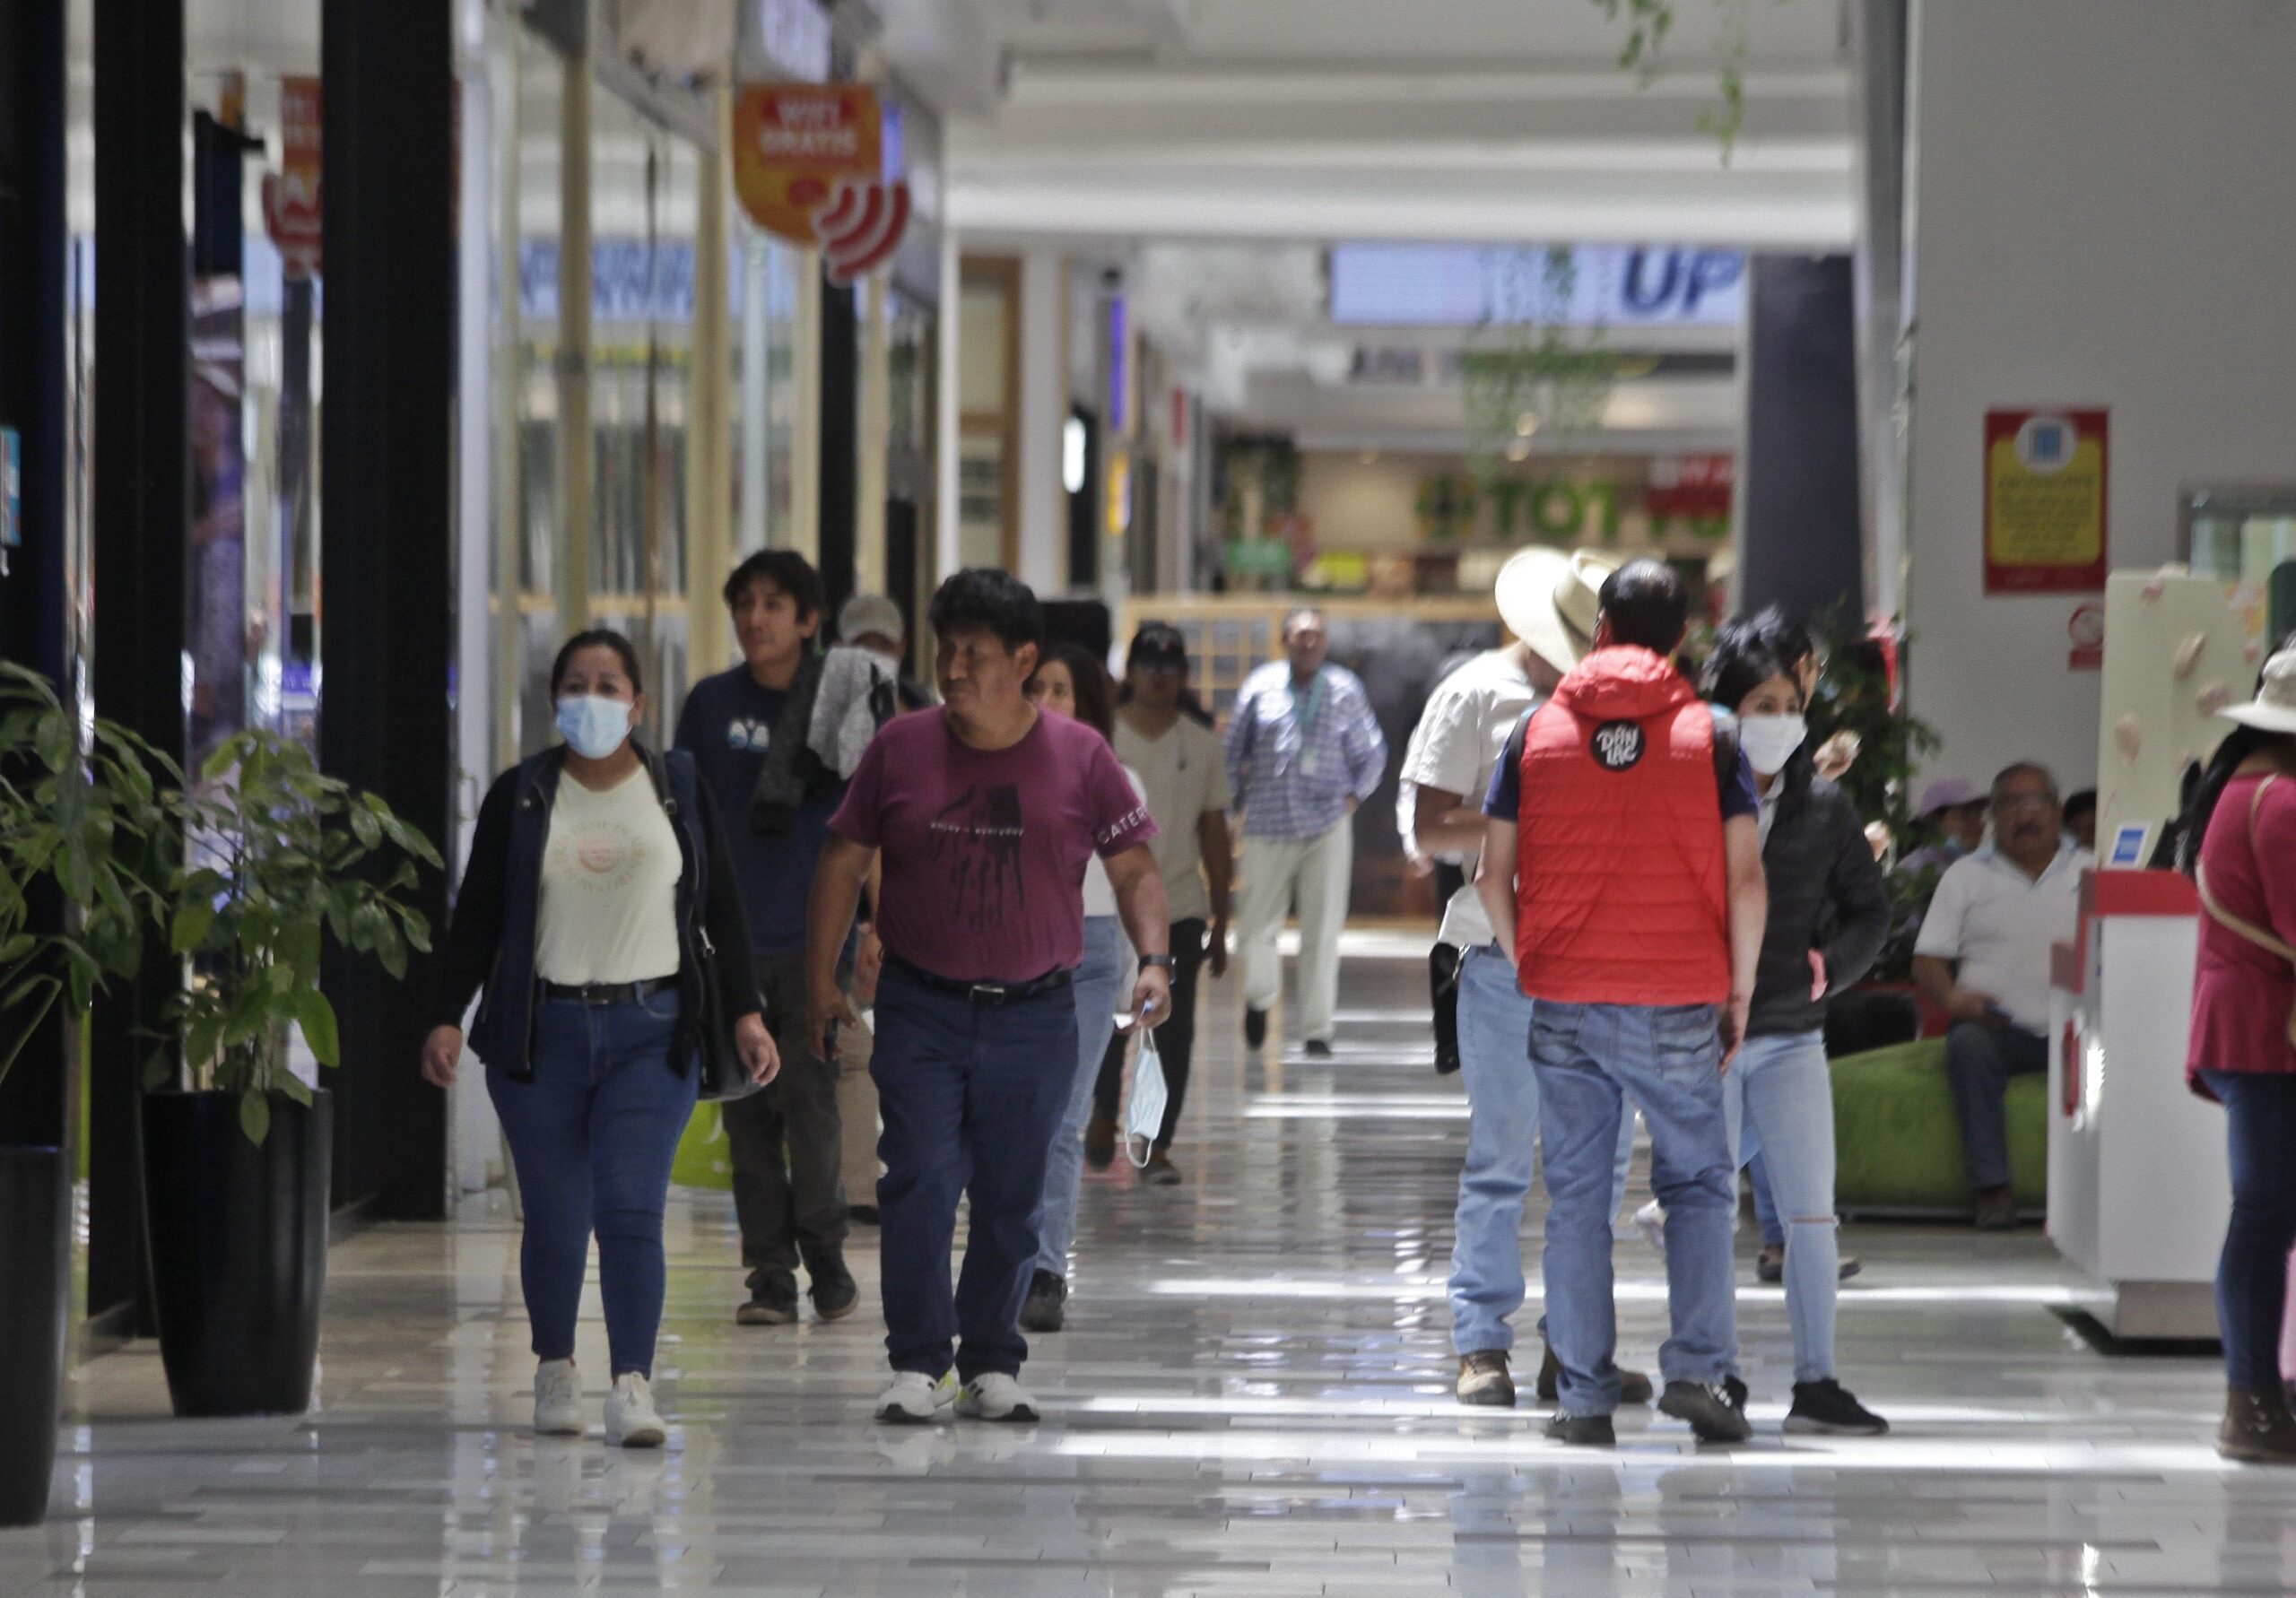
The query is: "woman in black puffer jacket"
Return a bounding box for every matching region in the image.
[1700,621,1892,1437]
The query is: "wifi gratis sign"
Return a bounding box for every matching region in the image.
[735,83,911,284]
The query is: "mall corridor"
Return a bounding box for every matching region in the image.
[0,942,2284,1597]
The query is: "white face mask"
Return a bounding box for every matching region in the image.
[1740,712,1807,777]
[555,694,633,760]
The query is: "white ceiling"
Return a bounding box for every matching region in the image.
[879,0,1857,250]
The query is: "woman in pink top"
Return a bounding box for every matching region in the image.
[2184,644,2296,1463]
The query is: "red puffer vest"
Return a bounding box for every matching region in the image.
[1512,646,1731,1005]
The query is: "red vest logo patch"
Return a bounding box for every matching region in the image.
[1591,720,1646,771]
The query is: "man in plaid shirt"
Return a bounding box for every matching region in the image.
[1224,609,1387,1057]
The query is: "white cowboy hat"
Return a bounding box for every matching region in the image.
[1494,547,1620,675]
[2221,647,2296,735]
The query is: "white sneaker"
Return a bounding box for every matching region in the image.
[955,1372,1040,1424]
[875,1369,960,1425]
[604,1371,666,1448]
[533,1359,583,1437]
[1632,1200,1668,1258]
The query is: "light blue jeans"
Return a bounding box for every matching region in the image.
[1724,1029,1839,1384]
[1448,946,1636,1356]
[1035,916,1126,1277]
[1534,1000,1740,1417]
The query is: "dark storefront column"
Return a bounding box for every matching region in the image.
[818,280,858,612]
[320,0,453,1220]
[88,0,188,1332]
[1736,255,1866,627]
[0,0,70,1152]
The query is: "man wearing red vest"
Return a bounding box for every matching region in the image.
[1476,560,1769,1446]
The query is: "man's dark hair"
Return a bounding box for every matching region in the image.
[1745,604,1815,673]
[550,628,644,696]
[929,568,1044,655]
[1991,761,2059,807]
[1597,559,1689,653]
[2062,788,2097,824]
[721,549,824,621]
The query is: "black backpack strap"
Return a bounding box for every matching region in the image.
[1708,705,1742,793]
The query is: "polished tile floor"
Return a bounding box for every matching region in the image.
[4,939,2290,1595]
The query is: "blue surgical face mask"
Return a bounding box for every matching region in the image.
[555,694,632,760]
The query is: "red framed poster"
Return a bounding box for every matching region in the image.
[1984,408,2108,594]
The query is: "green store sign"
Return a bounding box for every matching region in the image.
[1413,473,1727,546]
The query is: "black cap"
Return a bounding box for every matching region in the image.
[1128,622,1188,668]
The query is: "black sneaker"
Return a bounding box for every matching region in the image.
[1758,1242,1862,1283]
[808,1256,859,1322]
[1456,1350,1515,1408]
[1658,1379,1752,1443]
[1536,1343,1654,1406]
[1303,1038,1333,1058]
[848,1203,882,1227]
[1244,1007,1268,1050]
[1544,1411,1615,1446]
[1786,1378,1889,1436]
[1019,1270,1067,1333]
[736,1273,800,1326]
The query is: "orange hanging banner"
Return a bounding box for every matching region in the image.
[733,83,882,245]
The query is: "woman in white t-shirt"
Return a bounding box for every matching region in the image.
[422,630,778,1447]
[1022,643,1144,1333]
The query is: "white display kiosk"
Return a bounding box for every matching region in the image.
[2047,870,2229,1338]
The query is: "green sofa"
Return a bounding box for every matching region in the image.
[1831,1038,2048,1216]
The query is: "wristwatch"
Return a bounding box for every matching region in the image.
[1139,953,1176,969]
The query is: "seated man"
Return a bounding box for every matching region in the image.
[1911,762,2090,1228]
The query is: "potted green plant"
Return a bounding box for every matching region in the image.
[140,728,439,1419]
[0,663,177,1524]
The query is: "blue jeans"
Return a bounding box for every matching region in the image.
[2200,1070,2296,1390]
[487,990,699,1378]
[1749,1149,1785,1247]
[1724,1030,1839,1384]
[872,963,1078,1381]
[1945,1020,2048,1191]
[1533,1000,1740,1416]
[1448,946,1635,1356]
[1037,916,1126,1276]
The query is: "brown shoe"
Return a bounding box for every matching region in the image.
[1972,1185,2019,1229]
[2221,1387,2296,1463]
[1457,1350,1515,1407]
[1083,1115,1118,1171]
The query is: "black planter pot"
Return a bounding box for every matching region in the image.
[141,1089,332,1418]
[0,1145,68,1524]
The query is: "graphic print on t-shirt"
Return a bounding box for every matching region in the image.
[928,784,1027,930]
[725,717,771,752]
[552,817,648,896]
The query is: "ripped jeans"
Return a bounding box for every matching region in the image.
[1722,1029,1839,1385]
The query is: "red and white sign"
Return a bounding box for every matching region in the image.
[2067,602,2105,671]
[261,76,322,280]
[734,83,881,245]
[814,177,909,284]
[1646,454,1734,521]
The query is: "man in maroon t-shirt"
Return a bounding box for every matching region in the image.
[807,569,1170,1426]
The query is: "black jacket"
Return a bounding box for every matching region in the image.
[1748,751,1892,1038]
[435,743,764,1081]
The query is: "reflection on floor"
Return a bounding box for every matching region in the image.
[4,950,2288,1596]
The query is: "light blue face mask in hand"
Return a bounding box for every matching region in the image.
[555,694,633,760]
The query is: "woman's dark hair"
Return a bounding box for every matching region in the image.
[929,568,1044,655]
[721,548,824,621]
[2062,788,2097,825]
[550,629,644,697]
[1700,624,1799,716]
[1744,604,1816,675]
[2178,630,2296,874]
[1034,642,1115,741]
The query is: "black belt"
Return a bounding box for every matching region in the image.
[539,976,677,1006]
[884,953,1072,1006]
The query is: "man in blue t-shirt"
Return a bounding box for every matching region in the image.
[675,550,863,1328]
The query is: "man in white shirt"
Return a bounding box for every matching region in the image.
[1406,549,1648,1410]
[1913,762,2089,1229]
